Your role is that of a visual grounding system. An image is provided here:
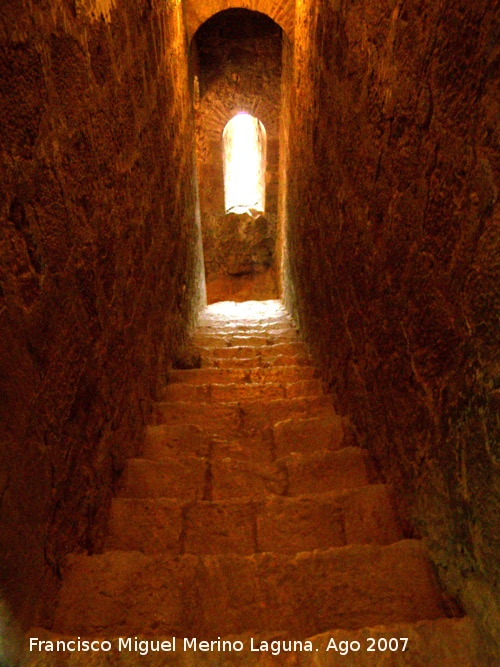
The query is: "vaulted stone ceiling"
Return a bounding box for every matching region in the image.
[185,0,296,42]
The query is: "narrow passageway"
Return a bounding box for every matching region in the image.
[2,1,498,664]
[23,301,483,665]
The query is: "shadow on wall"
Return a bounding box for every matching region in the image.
[0,597,22,666]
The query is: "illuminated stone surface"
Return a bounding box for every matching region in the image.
[0,0,204,646]
[1,0,498,663]
[282,0,500,656]
[19,301,490,665]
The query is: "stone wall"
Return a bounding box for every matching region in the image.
[184,0,295,44]
[284,0,500,652]
[193,9,282,302]
[0,0,204,635]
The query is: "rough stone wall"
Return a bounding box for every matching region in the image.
[194,9,282,302]
[284,0,500,652]
[0,0,204,634]
[277,34,293,299]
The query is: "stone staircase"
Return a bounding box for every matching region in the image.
[21,301,488,665]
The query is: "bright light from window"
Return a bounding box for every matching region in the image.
[223,113,266,214]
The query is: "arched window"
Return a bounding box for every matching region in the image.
[222,113,266,214]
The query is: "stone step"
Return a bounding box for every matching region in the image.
[273,415,346,456]
[195,332,299,344]
[116,447,370,501]
[143,424,212,460]
[199,310,291,321]
[192,332,299,348]
[105,485,403,555]
[199,315,291,329]
[255,484,402,553]
[153,401,242,436]
[196,331,294,340]
[282,447,374,496]
[198,342,308,358]
[21,617,490,666]
[143,417,349,467]
[162,379,323,403]
[168,366,318,385]
[299,617,490,666]
[153,396,336,436]
[200,300,287,318]
[143,412,343,469]
[200,352,313,369]
[197,323,295,336]
[106,498,183,554]
[144,424,274,465]
[51,540,450,638]
[239,396,335,433]
[197,316,294,328]
[197,324,295,337]
[200,311,290,320]
[116,457,208,501]
[212,433,275,464]
[210,447,372,500]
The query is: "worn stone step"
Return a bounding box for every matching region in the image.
[199,316,291,329]
[195,332,299,344]
[210,455,287,499]
[52,540,449,638]
[169,366,317,385]
[196,333,293,344]
[116,446,375,505]
[143,424,212,460]
[105,485,402,555]
[198,342,308,358]
[283,447,374,496]
[106,498,183,554]
[20,617,491,666]
[197,325,295,337]
[192,332,299,348]
[197,323,295,336]
[201,352,313,369]
[212,433,275,464]
[116,457,208,501]
[144,414,350,469]
[153,396,336,436]
[239,396,335,433]
[200,300,287,316]
[256,485,403,553]
[211,447,371,499]
[162,379,323,403]
[196,318,295,331]
[153,401,242,435]
[112,459,238,503]
[273,415,346,456]
[145,424,275,466]
[199,310,291,322]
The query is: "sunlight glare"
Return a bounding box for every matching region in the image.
[223,113,266,214]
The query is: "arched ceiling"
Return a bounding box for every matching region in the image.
[185,0,295,44]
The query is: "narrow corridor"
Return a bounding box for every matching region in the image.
[2,1,498,664]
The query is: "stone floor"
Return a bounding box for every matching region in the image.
[21,301,489,665]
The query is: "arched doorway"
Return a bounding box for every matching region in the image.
[190,9,290,304]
